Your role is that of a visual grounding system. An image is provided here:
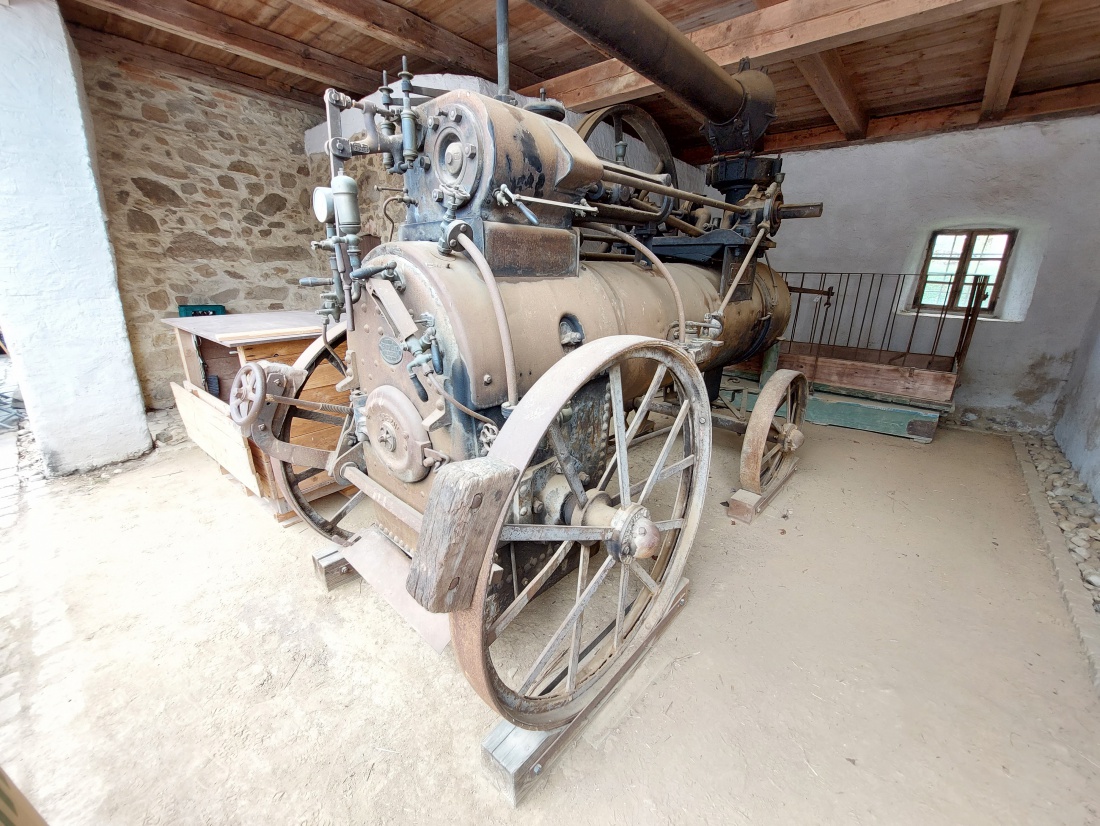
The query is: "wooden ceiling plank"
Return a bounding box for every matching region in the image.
[760,78,1100,153]
[286,0,539,88]
[793,49,868,138]
[981,0,1043,119]
[523,0,1012,112]
[68,24,323,108]
[71,0,379,94]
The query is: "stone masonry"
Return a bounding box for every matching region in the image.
[76,50,335,409]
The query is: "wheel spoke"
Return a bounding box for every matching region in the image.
[489,540,573,643]
[626,557,660,594]
[548,421,588,508]
[566,544,590,692]
[519,554,617,694]
[609,364,631,507]
[291,466,324,486]
[614,560,629,650]
[762,442,783,464]
[638,400,689,505]
[599,365,667,492]
[499,524,612,543]
[320,490,365,531]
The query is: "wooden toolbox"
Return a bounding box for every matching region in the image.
[162,311,350,522]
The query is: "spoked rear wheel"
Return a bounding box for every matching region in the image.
[451,335,711,730]
[739,369,808,495]
[269,325,360,545]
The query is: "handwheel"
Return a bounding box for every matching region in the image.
[739,369,808,495]
[229,361,267,427]
[451,335,711,730]
[269,324,361,546]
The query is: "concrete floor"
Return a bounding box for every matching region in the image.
[2,423,1099,825]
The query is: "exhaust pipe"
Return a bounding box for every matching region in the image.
[527,0,775,149]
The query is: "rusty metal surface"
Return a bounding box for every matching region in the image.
[450,335,711,730]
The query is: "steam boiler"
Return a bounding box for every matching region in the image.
[229,0,820,730]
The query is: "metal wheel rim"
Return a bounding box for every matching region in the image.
[451,336,711,730]
[269,324,359,545]
[229,361,266,427]
[739,369,808,495]
[575,104,678,188]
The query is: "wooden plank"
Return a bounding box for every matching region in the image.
[793,49,868,139]
[805,392,940,442]
[981,0,1043,118]
[287,0,539,87]
[759,79,1100,153]
[523,0,1008,111]
[173,328,203,386]
[236,339,313,364]
[407,457,520,613]
[171,381,261,494]
[68,25,322,109]
[727,458,798,523]
[778,353,957,403]
[73,0,379,94]
[161,310,322,343]
[312,546,361,591]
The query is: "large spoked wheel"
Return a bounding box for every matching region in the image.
[451,335,711,730]
[575,104,678,187]
[739,369,808,495]
[269,323,360,545]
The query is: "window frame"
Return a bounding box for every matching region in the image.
[914,228,1017,314]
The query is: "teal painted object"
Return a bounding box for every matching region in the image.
[722,382,940,443]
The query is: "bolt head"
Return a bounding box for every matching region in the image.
[432,188,444,202]
[483,374,492,385]
[465,143,477,158]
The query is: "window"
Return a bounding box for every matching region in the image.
[915,229,1016,313]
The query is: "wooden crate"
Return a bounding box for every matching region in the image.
[163,311,350,523]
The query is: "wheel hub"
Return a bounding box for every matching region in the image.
[576,492,660,561]
[780,422,805,452]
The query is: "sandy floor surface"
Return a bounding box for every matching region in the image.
[2,423,1099,825]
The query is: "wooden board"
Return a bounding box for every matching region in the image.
[407,457,519,613]
[171,381,260,494]
[162,311,322,345]
[777,353,957,404]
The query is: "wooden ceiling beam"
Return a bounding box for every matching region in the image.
[523,0,1011,112]
[69,24,322,109]
[751,79,1100,155]
[287,0,540,88]
[981,0,1043,120]
[71,0,379,95]
[793,50,868,139]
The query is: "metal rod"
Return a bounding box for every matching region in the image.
[715,227,767,317]
[601,168,749,215]
[341,464,423,533]
[496,0,511,102]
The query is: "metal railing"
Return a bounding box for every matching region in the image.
[779,272,988,374]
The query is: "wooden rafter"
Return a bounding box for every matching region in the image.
[72,0,379,95]
[287,0,539,88]
[69,25,323,109]
[793,50,868,139]
[753,80,1100,155]
[522,0,1011,112]
[981,0,1043,119]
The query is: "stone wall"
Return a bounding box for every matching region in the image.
[76,49,334,409]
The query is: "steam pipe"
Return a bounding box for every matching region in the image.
[496,0,512,102]
[526,0,748,125]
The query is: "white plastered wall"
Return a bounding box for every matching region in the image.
[0,0,151,473]
[769,114,1100,429]
[1055,295,1100,498]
